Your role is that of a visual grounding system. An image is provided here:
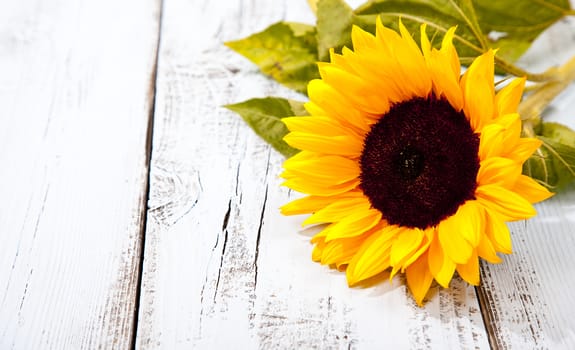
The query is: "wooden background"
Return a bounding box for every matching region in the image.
[1,0,574,348]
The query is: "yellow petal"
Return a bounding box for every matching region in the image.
[402,227,434,268]
[504,138,542,163]
[437,210,474,264]
[283,132,363,157]
[312,237,327,262]
[398,19,423,57]
[324,207,382,241]
[428,235,456,288]
[456,250,480,285]
[280,191,362,215]
[303,100,326,116]
[283,116,356,137]
[494,113,521,129]
[351,25,377,51]
[420,24,431,57]
[282,149,317,164]
[478,123,505,160]
[282,176,359,196]
[320,235,366,266]
[319,65,390,114]
[373,17,432,100]
[440,26,461,83]
[307,79,371,132]
[338,49,403,108]
[395,21,432,97]
[375,16,403,54]
[461,50,495,131]
[283,155,360,185]
[302,196,370,226]
[493,113,521,151]
[477,233,502,263]
[346,224,402,285]
[311,229,327,244]
[476,184,536,221]
[484,208,513,254]
[423,26,463,110]
[329,48,356,72]
[428,50,464,110]
[281,195,332,216]
[391,228,433,280]
[406,252,434,306]
[477,156,522,187]
[390,227,425,268]
[512,175,554,204]
[495,77,526,116]
[455,200,484,247]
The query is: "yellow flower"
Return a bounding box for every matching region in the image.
[280,19,553,306]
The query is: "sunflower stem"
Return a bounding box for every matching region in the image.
[495,56,564,82]
[518,54,575,127]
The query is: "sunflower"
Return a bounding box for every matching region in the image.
[280,18,553,306]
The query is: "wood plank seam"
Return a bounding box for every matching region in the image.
[476,280,500,350]
[128,0,166,349]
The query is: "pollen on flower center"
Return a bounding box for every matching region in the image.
[359,95,480,229]
[396,146,425,180]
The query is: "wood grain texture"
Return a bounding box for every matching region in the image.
[135,0,489,348]
[477,16,575,350]
[0,0,160,348]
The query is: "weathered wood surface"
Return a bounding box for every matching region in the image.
[135,0,567,348]
[136,0,491,348]
[477,16,575,349]
[2,0,575,349]
[0,0,160,348]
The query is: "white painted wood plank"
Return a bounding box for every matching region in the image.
[136,0,489,348]
[0,0,160,348]
[477,16,575,350]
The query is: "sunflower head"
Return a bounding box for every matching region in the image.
[280,18,553,305]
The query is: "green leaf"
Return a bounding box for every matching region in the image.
[316,0,355,61]
[226,0,572,95]
[224,97,307,157]
[473,0,572,63]
[540,122,575,148]
[225,22,320,94]
[524,122,575,190]
[352,0,571,72]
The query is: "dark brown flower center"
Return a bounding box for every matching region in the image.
[359,95,480,229]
